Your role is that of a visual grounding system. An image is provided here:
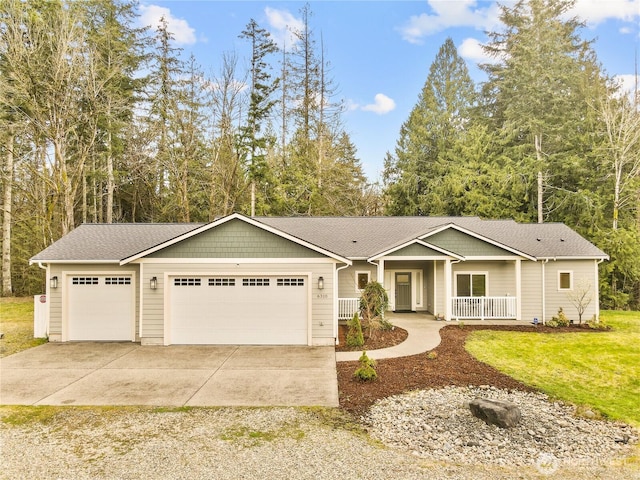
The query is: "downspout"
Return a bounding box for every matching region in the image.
[447,259,462,321]
[334,263,350,344]
[541,259,549,325]
[595,259,605,322]
[37,262,50,336]
[367,258,380,281]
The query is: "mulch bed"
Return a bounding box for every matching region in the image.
[335,324,408,352]
[336,324,606,416]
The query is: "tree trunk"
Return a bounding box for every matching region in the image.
[535,135,543,224]
[2,132,14,296]
[106,129,114,223]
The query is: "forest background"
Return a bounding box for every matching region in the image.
[1,0,639,310]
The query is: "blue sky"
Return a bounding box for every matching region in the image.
[136,1,640,182]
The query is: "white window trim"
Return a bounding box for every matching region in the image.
[454,271,489,297]
[558,271,573,291]
[355,271,370,292]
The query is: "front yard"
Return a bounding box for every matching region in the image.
[1,297,638,478]
[465,311,640,427]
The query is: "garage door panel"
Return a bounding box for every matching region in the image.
[170,276,308,345]
[68,276,133,341]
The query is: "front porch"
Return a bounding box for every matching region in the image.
[338,296,518,321]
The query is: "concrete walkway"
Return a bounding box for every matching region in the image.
[335,314,527,362]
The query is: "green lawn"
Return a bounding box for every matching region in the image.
[0,297,47,358]
[466,311,640,427]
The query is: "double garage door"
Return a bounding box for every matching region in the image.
[169,275,308,345]
[67,275,134,341]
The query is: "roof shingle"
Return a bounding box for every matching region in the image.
[30,216,607,263]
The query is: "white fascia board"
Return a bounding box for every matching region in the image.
[29,259,120,265]
[120,212,351,266]
[368,238,464,261]
[375,256,457,261]
[463,255,534,261]
[133,257,344,264]
[538,255,609,261]
[419,224,537,261]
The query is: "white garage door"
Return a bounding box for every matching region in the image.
[67,275,134,341]
[170,275,308,345]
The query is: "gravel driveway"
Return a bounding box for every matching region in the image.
[1,406,638,480]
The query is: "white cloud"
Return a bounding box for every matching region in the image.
[264,7,305,49]
[458,37,499,64]
[399,0,639,44]
[569,0,640,25]
[361,94,396,115]
[399,0,501,44]
[613,74,639,97]
[139,5,197,45]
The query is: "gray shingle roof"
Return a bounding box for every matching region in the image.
[30,216,607,263]
[30,223,203,262]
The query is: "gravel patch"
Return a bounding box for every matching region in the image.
[364,385,639,475]
[1,405,638,480]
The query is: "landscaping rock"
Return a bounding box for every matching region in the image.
[469,398,521,428]
[363,386,639,469]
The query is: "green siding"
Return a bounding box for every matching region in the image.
[427,229,512,256]
[147,219,325,259]
[388,243,447,257]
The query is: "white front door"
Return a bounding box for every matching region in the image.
[169,275,308,345]
[67,275,134,341]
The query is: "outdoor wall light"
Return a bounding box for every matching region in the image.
[150,276,158,290]
[50,276,58,289]
[318,276,324,290]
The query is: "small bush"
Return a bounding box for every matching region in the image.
[587,315,609,330]
[426,351,438,360]
[549,307,570,327]
[346,312,364,347]
[354,351,377,381]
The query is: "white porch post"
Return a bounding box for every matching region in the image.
[377,259,385,283]
[444,259,452,320]
[515,258,522,321]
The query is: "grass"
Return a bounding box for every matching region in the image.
[0,297,47,357]
[466,311,640,427]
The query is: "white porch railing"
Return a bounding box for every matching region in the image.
[338,298,360,320]
[451,296,517,320]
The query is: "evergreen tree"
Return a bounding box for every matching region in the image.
[239,19,279,216]
[481,0,607,224]
[384,38,476,215]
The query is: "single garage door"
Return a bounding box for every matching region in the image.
[67,275,134,341]
[170,275,308,345]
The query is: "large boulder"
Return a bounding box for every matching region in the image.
[469,398,521,428]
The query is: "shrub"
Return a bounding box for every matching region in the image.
[549,307,570,327]
[587,315,609,330]
[346,312,364,347]
[360,281,390,339]
[426,351,438,360]
[354,351,377,381]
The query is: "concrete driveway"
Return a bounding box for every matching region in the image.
[0,343,338,407]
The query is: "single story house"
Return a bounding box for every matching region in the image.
[30,213,608,346]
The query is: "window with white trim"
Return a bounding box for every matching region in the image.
[243,278,270,287]
[174,278,201,286]
[72,277,99,285]
[558,271,572,290]
[356,271,370,291]
[277,278,304,286]
[209,278,235,286]
[105,277,131,285]
[455,273,486,297]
